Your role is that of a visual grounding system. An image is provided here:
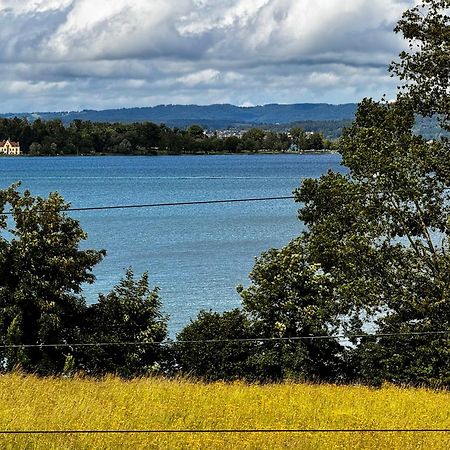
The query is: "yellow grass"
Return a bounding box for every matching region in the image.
[0,374,448,449]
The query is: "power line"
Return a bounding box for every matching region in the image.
[1,330,448,349]
[69,196,296,212]
[3,188,450,216]
[2,196,296,215]
[0,428,448,434]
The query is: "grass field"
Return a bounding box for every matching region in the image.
[0,374,448,449]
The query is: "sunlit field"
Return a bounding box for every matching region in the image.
[0,374,449,449]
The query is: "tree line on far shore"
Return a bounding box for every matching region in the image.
[0,118,331,155]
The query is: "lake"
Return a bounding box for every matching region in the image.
[0,154,342,334]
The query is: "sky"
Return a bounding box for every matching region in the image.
[0,0,414,112]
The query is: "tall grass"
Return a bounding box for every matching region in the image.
[0,374,448,449]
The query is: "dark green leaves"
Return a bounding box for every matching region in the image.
[0,185,105,374]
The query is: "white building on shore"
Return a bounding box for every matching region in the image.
[0,139,21,155]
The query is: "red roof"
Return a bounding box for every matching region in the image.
[0,140,20,147]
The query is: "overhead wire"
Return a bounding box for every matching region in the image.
[0,428,449,434]
[1,195,296,215]
[1,186,450,215]
[0,330,448,350]
[67,196,296,212]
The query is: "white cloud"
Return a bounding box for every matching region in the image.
[0,0,71,14]
[178,69,221,86]
[0,0,415,111]
[40,0,196,61]
[1,80,68,95]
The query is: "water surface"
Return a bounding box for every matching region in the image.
[0,154,342,333]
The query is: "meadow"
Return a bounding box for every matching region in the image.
[0,374,448,449]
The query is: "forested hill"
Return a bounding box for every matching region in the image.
[0,103,358,127]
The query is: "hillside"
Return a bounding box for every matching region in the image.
[0,104,446,140]
[0,103,358,128]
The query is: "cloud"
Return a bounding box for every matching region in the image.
[0,0,414,112]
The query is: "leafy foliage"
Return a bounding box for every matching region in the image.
[175,309,255,381]
[0,185,105,374]
[82,269,168,377]
[296,97,450,385]
[238,238,345,381]
[0,188,168,378]
[0,117,329,155]
[390,0,450,129]
[176,240,346,382]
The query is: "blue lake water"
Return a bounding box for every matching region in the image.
[0,154,342,334]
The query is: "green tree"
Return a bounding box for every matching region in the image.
[263,131,278,150]
[175,309,255,381]
[0,185,105,374]
[237,238,346,381]
[290,126,307,150]
[296,97,450,385]
[83,268,168,377]
[305,132,325,150]
[390,0,450,129]
[28,142,42,155]
[187,124,205,139]
[175,240,346,382]
[135,122,161,148]
[241,128,265,151]
[284,0,450,386]
[118,138,132,154]
[223,136,240,152]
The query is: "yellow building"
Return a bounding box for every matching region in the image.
[0,139,21,155]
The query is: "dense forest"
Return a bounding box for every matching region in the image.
[0,118,331,155]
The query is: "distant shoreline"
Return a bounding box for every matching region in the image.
[4,150,336,158]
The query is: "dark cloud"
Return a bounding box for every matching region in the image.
[0,0,413,111]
